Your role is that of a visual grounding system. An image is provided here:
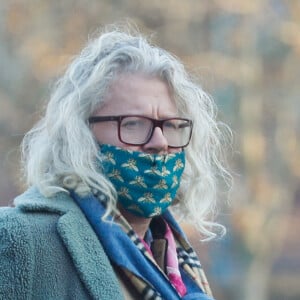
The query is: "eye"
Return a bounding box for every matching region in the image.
[178,122,190,129]
[121,117,148,130]
[122,120,139,128]
[164,120,177,129]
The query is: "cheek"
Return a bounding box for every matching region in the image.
[91,123,120,146]
[168,147,183,154]
[91,123,139,150]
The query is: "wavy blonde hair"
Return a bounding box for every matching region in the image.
[22,25,231,239]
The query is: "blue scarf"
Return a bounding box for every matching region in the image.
[72,192,214,300]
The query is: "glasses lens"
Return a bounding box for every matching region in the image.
[119,116,192,147]
[163,119,192,147]
[120,116,152,144]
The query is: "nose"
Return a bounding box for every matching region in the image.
[142,127,168,154]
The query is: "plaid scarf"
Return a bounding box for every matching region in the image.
[72,191,214,299]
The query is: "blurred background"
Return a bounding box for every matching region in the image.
[0,1,299,299]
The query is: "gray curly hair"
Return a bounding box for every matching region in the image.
[22,26,231,240]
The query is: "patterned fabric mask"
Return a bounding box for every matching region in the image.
[100,144,185,218]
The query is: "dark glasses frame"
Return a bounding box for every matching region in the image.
[88,115,193,148]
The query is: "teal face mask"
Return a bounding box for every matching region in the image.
[100,144,185,218]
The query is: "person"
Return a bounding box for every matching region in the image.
[0,26,230,299]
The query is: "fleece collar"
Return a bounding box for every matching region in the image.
[14,187,77,214]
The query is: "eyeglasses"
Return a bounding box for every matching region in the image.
[88,115,193,148]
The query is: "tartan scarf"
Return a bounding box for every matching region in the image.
[72,191,214,300]
[141,218,187,297]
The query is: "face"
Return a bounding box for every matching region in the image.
[91,74,180,154]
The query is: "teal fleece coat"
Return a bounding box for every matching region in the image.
[0,187,124,300]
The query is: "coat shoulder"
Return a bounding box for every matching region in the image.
[0,192,89,299]
[0,188,124,299]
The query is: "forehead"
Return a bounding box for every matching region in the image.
[97,74,178,117]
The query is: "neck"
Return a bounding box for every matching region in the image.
[118,204,152,239]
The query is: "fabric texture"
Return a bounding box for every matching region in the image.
[164,220,187,297]
[100,143,185,217]
[72,190,214,300]
[0,187,123,300]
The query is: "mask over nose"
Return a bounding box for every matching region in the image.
[99,144,185,218]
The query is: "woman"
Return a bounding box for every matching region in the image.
[0,27,230,299]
